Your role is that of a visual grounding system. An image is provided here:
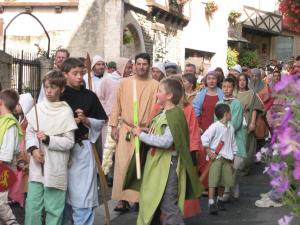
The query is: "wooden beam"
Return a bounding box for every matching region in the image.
[0,1,79,8]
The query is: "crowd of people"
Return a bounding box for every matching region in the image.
[0,48,300,225]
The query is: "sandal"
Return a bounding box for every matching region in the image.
[114,200,130,213]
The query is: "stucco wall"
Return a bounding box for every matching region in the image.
[0,51,13,89]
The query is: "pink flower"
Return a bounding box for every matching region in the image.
[278,214,293,225]
[293,161,300,180]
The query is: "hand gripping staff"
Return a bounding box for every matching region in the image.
[33,97,44,176]
[133,79,141,179]
[86,53,111,225]
[200,140,224,183]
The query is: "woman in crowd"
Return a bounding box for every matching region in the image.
[234,73,264,176]
[192,71,224,189]
[182,73,197,104]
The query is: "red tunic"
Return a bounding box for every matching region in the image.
[197,95,219,132]
[197,95,218,188]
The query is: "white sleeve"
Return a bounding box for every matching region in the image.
[139,126,173,149]
[0,126,19,162]
[88,117,105,143]
[201,125,214,148]
[48,131,75,152]
[26,122,39,150]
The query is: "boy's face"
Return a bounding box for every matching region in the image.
[225,111,231,121]
[44,80,64,102]
[222,81,234,98]
[64,67,84,89]
[156,84,172,107]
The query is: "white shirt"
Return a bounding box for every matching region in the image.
[83,73,102,95]
[0,126,19,163]
[201,121,237,160]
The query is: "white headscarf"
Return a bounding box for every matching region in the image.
[92,55,105,69]
[152,62,166,76]
[19,93,34,115]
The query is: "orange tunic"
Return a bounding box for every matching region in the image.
[109,75,159,202]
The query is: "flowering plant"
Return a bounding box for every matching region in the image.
[205,1,218,18]
[278,0,300,33]
[228,10,242,25]
[257,75,300,224]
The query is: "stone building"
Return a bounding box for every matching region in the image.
[0,0,299,72]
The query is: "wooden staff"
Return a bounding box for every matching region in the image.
[133,79,141,179]
[200,141,224,183]
[86,53,111,225]
[33,97,44,176]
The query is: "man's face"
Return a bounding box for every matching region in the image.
[152,68,164,81]
[123,62,133,77]
[93,61,106,76]
[54,51,68,69]
[135,58,150,77]
[293,60,300,75]
[184,66,196,75]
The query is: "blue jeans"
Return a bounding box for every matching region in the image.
[62,203,95,225]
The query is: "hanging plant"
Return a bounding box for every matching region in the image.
[279,0,300,33]
[123,29,134,45]
[228,10,241,26]
[205,0,218,20]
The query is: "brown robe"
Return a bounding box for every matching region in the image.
[109,75,159,202]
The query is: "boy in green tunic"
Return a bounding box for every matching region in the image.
[132,78,202,225]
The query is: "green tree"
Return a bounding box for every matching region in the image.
[227,47,239,69]
[239,48,259,68]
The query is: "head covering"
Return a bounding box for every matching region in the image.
[249,68,265,93]
[116,57,130,77]
[232,64,242,74]
[92,55,105,69]
[164,62,177,70]
[206,70,218,78]
[107,61,116,69]
[19,93,34,115]
[152,62,166,76]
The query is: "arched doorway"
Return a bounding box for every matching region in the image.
[3,12,50,58]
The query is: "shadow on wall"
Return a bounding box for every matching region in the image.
[67,0,105,57]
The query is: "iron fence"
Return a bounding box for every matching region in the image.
[10,50,41,97]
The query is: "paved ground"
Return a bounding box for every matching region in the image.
[12,164,300,225]
[109,164,300,225]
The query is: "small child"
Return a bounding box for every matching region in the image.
[9,93,34,207]
[201,103,237,215]
[132,78,201,225]
[25,70,77,225]
[0,88,23,225]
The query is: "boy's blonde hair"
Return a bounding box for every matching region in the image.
[43,69,66,89]
[160,77,183,105]
[0,89,19,112]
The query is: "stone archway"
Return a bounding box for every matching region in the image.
[122,10,145,59]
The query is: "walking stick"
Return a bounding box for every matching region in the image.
[33,97,44,176]
[133,79,141,179]
[86,53,111,225]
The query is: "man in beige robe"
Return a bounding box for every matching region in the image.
[109,53,159,211]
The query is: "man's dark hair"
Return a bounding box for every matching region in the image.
[185,63,196,71]
[296,55,300,61]
[43,69,66,89]
[0,88,19,112]
[161,77,183,105]
[215,103,230,120]
[55,48,70,58]
[135,53,151,65]
[223,77,236,88]
[61,57,84,73]
[182,73,197,90]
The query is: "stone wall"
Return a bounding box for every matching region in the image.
[0,51,12,90]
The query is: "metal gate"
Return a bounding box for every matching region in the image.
[10,50,41,97]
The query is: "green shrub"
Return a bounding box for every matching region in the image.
[239,48,259,68]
